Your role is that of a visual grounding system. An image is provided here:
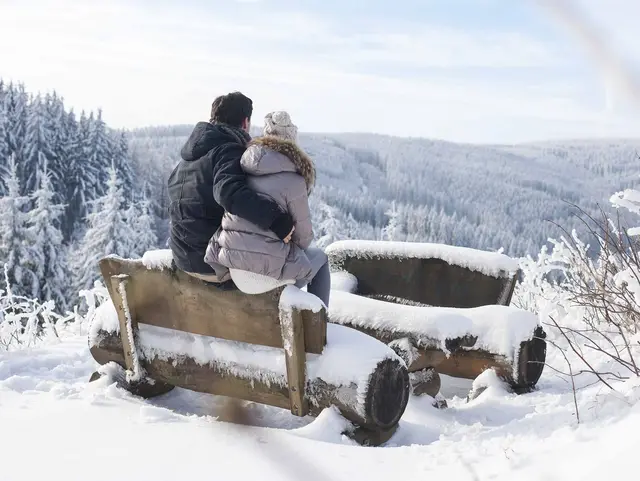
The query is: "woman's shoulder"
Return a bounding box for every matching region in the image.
[247,136,315,194]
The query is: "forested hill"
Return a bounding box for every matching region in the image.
[130,125,640,257]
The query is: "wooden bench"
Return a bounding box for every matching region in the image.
[326,240,547,397]
[88,253,410,445]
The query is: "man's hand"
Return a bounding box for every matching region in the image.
[270,212,295,242]
[283,226,295,244]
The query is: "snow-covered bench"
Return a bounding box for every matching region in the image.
[326,240,546,396]
[326,240,519,307]
[87,250,410,446]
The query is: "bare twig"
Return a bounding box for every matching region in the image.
[541,334,581,423]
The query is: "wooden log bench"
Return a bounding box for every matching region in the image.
[87,251,410,446]
[326,240,547,397]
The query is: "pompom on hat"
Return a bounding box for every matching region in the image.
[263,111,298,142]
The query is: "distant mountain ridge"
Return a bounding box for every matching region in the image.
[129,124,640,258]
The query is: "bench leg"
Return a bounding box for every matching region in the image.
[108,274,173,397]
[280,306,308,417]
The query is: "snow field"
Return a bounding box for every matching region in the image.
[4,244,640,480]
[1,329,639,481]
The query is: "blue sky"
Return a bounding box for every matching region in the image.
[1,0,639,143]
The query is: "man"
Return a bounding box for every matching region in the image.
[167,91,294,285]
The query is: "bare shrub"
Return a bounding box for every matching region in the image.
[515,201,640,396]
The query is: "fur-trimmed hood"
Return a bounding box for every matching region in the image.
[241,136,316,193]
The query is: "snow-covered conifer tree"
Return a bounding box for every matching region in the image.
[26,165,69,310]
[0,106,9,194]
[4,84,28,188]
[86,109,114,196]
[123,193,158,258]
[381,202,404,241]
[345,213,361,240]
[72,166,134,293]
[43,91,69,204]
[112,130,134,199]
[23,94,55,193]
[60,109,84,238]
[312,200,345,248]
[0,155,38,297]
[68,111,106,228]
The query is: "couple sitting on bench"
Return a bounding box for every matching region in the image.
[167,91,330,308]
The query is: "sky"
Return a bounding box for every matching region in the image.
[1,0,639,144]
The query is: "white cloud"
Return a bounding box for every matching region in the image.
[0,0,638,142]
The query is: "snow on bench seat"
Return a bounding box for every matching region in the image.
[231,269,294,295]
[326,240,519,278]
[328,290,540,360]
[88,298,401,416]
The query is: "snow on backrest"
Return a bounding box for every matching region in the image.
[326,240,518,278]
[142,249,174,270]
[230,269,295,295]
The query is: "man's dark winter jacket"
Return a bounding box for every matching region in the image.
[167,122,291,276]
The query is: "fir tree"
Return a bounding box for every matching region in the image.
[381,202,404,241]
[0,106,9,195]
[26,166,69,310]
[112,130,134,199]
[43,91,68,204]
[66,110,101,236]
[61,109,81,238]
[0,155,38,297]
[313,200,345,248]
[72,166,134,293]
[4,84,28,187]
[124,193,158,258]
[23,94,55,194]
[86,109,114,197]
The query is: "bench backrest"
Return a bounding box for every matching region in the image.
[99,256,327,354]
[326,241,518,308]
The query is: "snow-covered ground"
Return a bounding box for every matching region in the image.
[2,327,639,481]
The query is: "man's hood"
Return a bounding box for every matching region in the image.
[180,122,250,162]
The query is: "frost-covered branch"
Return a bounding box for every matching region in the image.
[0,262,109,351]
[514,196,640,393]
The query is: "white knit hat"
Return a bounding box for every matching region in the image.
[263,111,298,142]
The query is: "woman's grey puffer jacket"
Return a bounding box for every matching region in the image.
[205,135,316,282]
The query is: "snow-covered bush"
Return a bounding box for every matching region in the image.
[0,263,109,351]
[514,197,640,392]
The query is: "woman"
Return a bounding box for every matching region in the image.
[204,111,330,307]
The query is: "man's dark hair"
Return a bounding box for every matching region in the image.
[210,91,253,128]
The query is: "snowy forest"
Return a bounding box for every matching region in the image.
[2,79,640,312]
[131,126,640,259]
[0,81,157,312]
